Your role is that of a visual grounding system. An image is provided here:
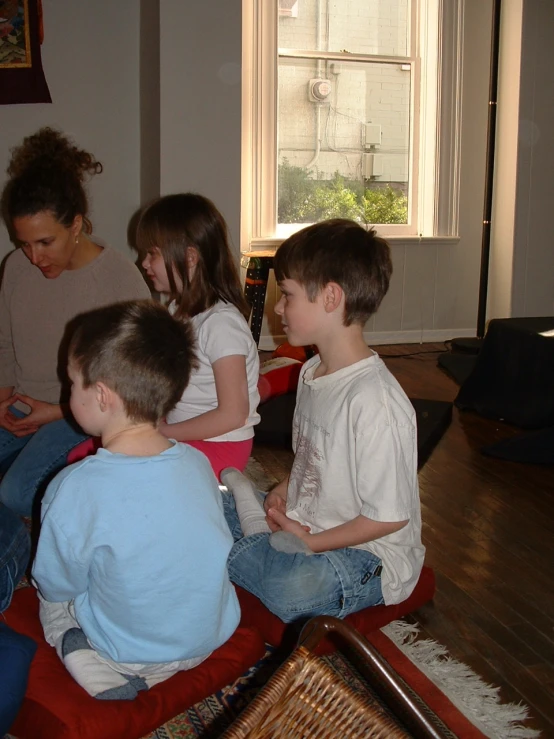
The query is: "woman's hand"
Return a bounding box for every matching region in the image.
[8,394,62,436]
[0,394,25,434]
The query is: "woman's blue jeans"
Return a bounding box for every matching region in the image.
[0,506,36,734]
[0,408,87,517]
[0,502,31,613]
[222,493,384,626]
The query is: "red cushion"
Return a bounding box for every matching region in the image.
[66,438,101,465]
[4,588,265,739]
[257,358,302,404]
[272,342,318,363]
[237,565,435,653]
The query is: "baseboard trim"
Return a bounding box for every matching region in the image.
[258,329,476,351]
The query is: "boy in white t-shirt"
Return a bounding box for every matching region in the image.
[221,219,424,624]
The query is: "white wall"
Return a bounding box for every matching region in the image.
[0,0,141,263]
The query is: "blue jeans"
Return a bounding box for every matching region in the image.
[222,494,384,625]
[0,502,31,613]
[0,408,87,517]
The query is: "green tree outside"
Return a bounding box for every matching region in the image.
[278,160,408,226]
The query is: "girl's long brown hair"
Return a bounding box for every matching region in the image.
[136,193,250,321]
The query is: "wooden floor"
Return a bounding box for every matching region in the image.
[253,343,554,737]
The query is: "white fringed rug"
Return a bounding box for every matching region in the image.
[380,620,540,739]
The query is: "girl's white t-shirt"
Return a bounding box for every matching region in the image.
[167,301,260,442]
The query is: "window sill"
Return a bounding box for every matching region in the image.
[243,235,460,255]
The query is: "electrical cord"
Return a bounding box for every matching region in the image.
[378,342,450,358]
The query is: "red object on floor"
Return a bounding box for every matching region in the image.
[272,342,318,363]
[4,588,265,739]
[236,565,436,652]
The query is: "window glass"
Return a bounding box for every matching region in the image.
[277,0,413,232]
[278,57,411,228]
[280,0,410,57]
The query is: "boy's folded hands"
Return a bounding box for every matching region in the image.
[266,508,311,537]
[263,489,287,533]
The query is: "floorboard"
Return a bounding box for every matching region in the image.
[253,343,554,736]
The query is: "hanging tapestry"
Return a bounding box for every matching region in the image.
[0,0,51,104]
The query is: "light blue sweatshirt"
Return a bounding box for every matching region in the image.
[32,442,240,663]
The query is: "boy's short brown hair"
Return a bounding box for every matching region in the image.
[67,300,197,424]
[273,219,392,326]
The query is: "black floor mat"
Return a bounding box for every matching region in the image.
[256,394,452,470]
[437,352,478,386]
[410,398,453,468]
[482,426,554,465]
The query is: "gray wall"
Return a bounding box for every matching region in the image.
[0,0,141,261]
[158,0,242,251]
[490,0,554,320]
[511,0,554,316]
[1,0,551,342]
[140,0,161,207]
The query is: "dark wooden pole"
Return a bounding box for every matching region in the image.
[476,0,502,339]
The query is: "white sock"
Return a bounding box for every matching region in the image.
[220,467,271,536]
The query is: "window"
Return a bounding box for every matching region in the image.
[242,0,463,248]
[278,0,299,18]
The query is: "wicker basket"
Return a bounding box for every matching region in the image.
[221,644,409,738]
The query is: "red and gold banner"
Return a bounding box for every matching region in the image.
[0,0,51,104]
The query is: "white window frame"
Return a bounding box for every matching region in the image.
[241,0,463,252]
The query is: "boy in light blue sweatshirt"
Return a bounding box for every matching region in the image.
[32,300,239,700]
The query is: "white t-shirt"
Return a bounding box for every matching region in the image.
[286,353,425,605]
[167,301,260,442]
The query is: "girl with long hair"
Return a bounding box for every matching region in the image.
[137,193,260,479]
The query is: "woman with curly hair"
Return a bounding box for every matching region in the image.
[0,128,150,516]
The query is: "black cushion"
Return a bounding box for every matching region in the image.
[455,318,554,429]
